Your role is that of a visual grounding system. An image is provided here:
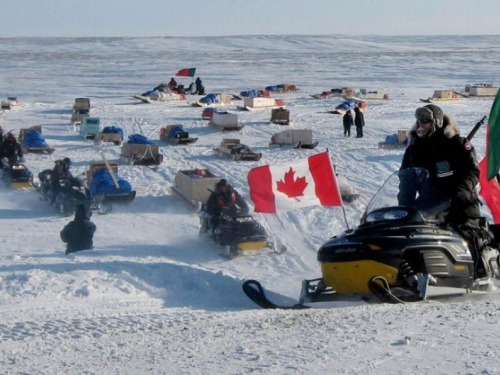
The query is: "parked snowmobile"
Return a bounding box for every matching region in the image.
[199,206,282,258]
[243,170,500,308]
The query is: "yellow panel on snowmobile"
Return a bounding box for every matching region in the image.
[321,260,398,294]
[11,181,33,189]
[237,240,268,251]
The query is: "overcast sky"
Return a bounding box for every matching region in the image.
[1,0,498,37]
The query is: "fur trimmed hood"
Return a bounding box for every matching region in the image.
[408,113,459,140]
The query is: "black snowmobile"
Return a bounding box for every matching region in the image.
[199,206,283,258]
[243,170,500,308]
[38,170,92,216]
[1,162,33,189]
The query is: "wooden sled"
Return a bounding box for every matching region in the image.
[213,139,262,161]
[86,162,136,211]
[120,143,163,166]
[19,126,55,155]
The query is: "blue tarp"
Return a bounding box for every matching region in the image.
[89,168,132,196]
[199,94,219,104]
[239,90,263,98]
[384,134,399,144]
[127,134,154,144]
[22,131,47,147]
[102,126,124,139]
[336,101,355,111]
[141,90,155,97]
[265,85,284,92]
[167,125,185,138]
[76,109,89,115]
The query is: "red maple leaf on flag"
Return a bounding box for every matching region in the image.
[276,167,308,198]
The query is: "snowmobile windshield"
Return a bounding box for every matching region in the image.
[364,169,450,223]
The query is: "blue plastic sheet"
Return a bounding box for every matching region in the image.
[199,94,219,104]
[89,168,132,196]
[22,131,47,147]
[102,126,124,139]
[127,134,154,144]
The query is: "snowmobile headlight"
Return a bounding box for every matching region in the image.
[365,209,409,224]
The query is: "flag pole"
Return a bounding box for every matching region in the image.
[326,148,350,230]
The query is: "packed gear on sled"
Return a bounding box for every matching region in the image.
[19,126,55,154]
[97,126,124,145]
[159,125,198,145]
[120,134,163,166]
[213,139,261,161]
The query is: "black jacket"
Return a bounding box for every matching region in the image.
[354,107,365,127]
[342,112,353,128]
[400,114,480,224]
[0,139,23,160]
[206,187,249,217]
[60,205,96,253]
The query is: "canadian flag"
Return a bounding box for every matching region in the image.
[247,152,343,213]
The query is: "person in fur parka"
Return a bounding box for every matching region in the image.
[399,104,481,226]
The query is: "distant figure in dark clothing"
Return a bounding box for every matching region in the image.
[0,133,24,166]
[342,110,353,137]
[195,77,205,95]
[167,78,178,89]
[354,106,365,138]
[60,204,96,255]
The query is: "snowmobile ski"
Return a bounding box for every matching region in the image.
[242,280,309,310]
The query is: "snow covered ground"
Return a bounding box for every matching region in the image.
[1,35,500,374]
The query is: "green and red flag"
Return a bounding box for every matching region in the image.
[175,68,196,77]
[479,88,500,223]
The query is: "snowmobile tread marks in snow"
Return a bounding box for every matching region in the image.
[242,280,309,310]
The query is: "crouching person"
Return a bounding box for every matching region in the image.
[60,204,96,255]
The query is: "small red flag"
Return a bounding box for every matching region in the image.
[175,68,196,77]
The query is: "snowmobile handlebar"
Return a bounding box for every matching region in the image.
[466,115,487,141]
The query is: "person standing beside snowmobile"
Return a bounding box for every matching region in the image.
[60,204,96,255]
[206,179,249,231]
[398,104,491,275]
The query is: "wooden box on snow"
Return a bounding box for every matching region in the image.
[271,129,312,145]
[211,111,239,127]
[173,169,222,206]
[271,107,290,125]
[470,86,497,97]
[74,98,91,111]
[243,97,276,108]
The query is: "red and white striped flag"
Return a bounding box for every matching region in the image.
[247,152,342,213]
